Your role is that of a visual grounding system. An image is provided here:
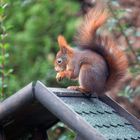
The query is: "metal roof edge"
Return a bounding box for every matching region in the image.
[47,87,97,98]
[34,81,106,140]
[0,82,34,121]
[99,95,140,131]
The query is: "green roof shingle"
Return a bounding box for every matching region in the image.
[60,96,140,140]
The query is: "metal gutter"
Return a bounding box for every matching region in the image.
[0,83,33,121]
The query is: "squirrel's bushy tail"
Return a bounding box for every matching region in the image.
[74,2,128,91]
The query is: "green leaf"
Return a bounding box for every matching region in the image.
[0,6,4,15]
[0,55,4,62]
[5,69,13,76]
[2,3,8,9]
[4,53,9,58]
[4,43,10,49]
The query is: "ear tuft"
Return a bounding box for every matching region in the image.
[57,35,73,54]
[57,35,68,48]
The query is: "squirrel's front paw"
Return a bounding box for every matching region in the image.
[56,72,64,82]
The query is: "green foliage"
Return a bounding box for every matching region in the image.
[107,0,140,100]
[0,1,79,138]
[0,0,13,99]
[3,0,79,96]
[119,85,133,99]
[129,65,140,76]
[48,122,76,140]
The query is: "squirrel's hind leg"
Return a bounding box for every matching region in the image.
[67,86,90,94]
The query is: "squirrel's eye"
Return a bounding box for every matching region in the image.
[57,58,62,64]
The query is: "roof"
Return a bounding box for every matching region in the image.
[0,81,140,140]
[59,94,140,139]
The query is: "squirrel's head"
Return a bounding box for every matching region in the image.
[55,35,73,72]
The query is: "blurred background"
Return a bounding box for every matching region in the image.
[0,0,140,139]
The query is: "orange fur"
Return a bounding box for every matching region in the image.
[55,2,128,94]
[74,2,128,91]
[75,2,109,46]
[56,70,73,81]
[57,35,73,54]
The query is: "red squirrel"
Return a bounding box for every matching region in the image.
[54,3,128,95]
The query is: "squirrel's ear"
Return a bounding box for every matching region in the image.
[57,35,68,48]
[57,35,72,53]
